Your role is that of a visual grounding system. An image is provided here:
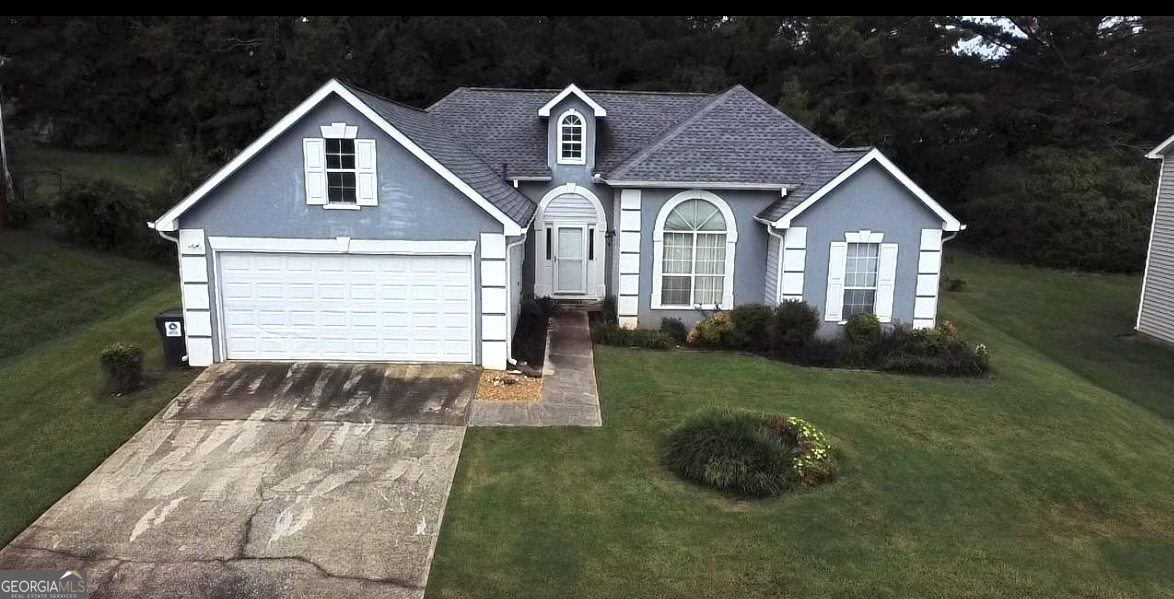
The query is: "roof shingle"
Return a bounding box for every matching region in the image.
[755,148,872,222]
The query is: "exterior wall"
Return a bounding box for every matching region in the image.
[507,237,525,352]
[1138,158,1174,344]
[177,95,503,363]
[793,162,942,334]
[635,188,777,326]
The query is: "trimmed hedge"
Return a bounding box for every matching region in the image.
[663,408,838,498]
[659,318,688,345]
[591,325,673,350]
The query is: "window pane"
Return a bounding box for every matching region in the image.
[328,172,356,203]
[326,153,341,169]
[845,242,880,289]
[842,289,876,317]
[662,276,691,306]
[694,234,726,274]
[338,139,354,154]
[663,232,693,274]
[665,199,724,231]
[694,276,723,305]
[340,154,355,169]
[326,139,341,153]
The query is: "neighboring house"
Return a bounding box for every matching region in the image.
[150,80,963,370]
[1138,135,1174,345]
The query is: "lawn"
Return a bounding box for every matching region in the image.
[10,144,169,203]
[0,231,196,546]
[429,254,1174,598]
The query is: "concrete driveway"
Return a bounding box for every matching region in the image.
[0,362,477,598]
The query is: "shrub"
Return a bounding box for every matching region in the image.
[686,312,733,348]
[591,325,672,349]
[663,408,838,498]
[600,295,618,326]
[659,317,688,345]
[728,304,774,352]
[52,178,174,263]
[521,294,557,319]
[873,324,992,376]
[844,312,881,344]
[795,336,848,367]
[769,300,820,357]
[100,342,144,394]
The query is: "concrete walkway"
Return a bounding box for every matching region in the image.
[469,311,602,427]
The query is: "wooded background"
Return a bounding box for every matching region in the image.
[2,16,1171,272]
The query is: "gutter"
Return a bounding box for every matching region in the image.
[600,176,790,195]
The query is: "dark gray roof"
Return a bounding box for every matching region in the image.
[607,85,834,184]
[428,88,714,178]
[756,148,873,222]
[342,83,537,226]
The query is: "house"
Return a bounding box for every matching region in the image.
[1138,135,1174,346]
[150,80,963,370]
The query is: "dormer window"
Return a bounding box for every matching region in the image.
[302,122,378,209]
[558,111,585,165]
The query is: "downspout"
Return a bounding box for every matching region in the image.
[504,231,528,368]
[152,224,189,364]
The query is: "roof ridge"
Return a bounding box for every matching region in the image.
[605,85,742,179]
[835,146,873,152]
[341,81,430,114]
[425,86,468,112]
[440,86,713,97]
[736,84,836,152]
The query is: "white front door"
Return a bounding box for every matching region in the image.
[217,252,474,362]
[554,226,587,294]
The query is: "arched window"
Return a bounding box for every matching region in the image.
[558,111,585,165]
[653,192,738,309]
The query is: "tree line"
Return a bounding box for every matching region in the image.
[2,16,1171,272]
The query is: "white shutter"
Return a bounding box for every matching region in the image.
[875,243,899,323]
[825,241,848,321]
[355,139,378,206]
[303,138,327,205]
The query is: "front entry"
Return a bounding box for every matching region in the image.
[554,226,588,294]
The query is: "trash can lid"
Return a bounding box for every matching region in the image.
[158,307,184,318]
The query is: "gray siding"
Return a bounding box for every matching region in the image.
[1139,159,1174,344]
[765,234,780,303]
[179,95,503,362]
[794,162,941,334]
[508,239,525,350]
[636,189,776,326]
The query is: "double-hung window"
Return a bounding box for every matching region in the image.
[325,138,357,204]
[661,199,727,306]
[842,242,879,317]
[558,111,585,164]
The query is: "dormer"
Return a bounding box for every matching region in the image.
[539,84,606,172]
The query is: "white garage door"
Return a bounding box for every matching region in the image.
[218,252,474,362]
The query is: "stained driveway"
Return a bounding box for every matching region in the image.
[0,362,478,598]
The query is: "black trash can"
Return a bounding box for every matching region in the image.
[155,308,188,367]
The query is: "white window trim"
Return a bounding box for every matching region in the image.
[324,136,359,205]
[557,109,586,166]
[845,229,884,244]
[651,190,738,310]
[538,84,607,117]
[320,122,358,138]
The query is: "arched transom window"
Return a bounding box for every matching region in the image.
[659,198,731,307]
[558,111,585,164]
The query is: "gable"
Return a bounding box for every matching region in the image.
[153,80,531,234]
[791,162,942,231]
[180,95,503,239]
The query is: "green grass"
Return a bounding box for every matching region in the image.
[11,145,168,203]
[0,232,196,546]
[0,230,177,363]
[429,253,1174,598]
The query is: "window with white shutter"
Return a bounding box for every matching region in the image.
[304,122,376,209]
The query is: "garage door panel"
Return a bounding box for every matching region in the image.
[219,252,473,362]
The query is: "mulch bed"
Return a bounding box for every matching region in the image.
[511,309,549,369]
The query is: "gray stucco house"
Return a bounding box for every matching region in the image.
[150,80,963,369]
[1138,135,1174,346]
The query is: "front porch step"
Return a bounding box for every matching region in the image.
[552,299,602,312]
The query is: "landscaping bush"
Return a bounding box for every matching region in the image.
[728,304,774,352]
[872,323,992,376]
[795,336,848,367]
[663,408,838,498]
[686,312,733,348]
[844,312,881,344]
[659,317,688,345]
[769,300,820,357]
[600,295,618,326]
[52,178,174,263]
[99,342,144,394]
[591,325,672,350]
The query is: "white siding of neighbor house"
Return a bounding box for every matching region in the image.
[1139,159,1174,345]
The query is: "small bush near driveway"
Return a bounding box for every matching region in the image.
[591,325,673,350]
[99,342,144,394]
[663,408,838,498]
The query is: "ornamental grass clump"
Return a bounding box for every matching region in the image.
[663,408,838,498]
